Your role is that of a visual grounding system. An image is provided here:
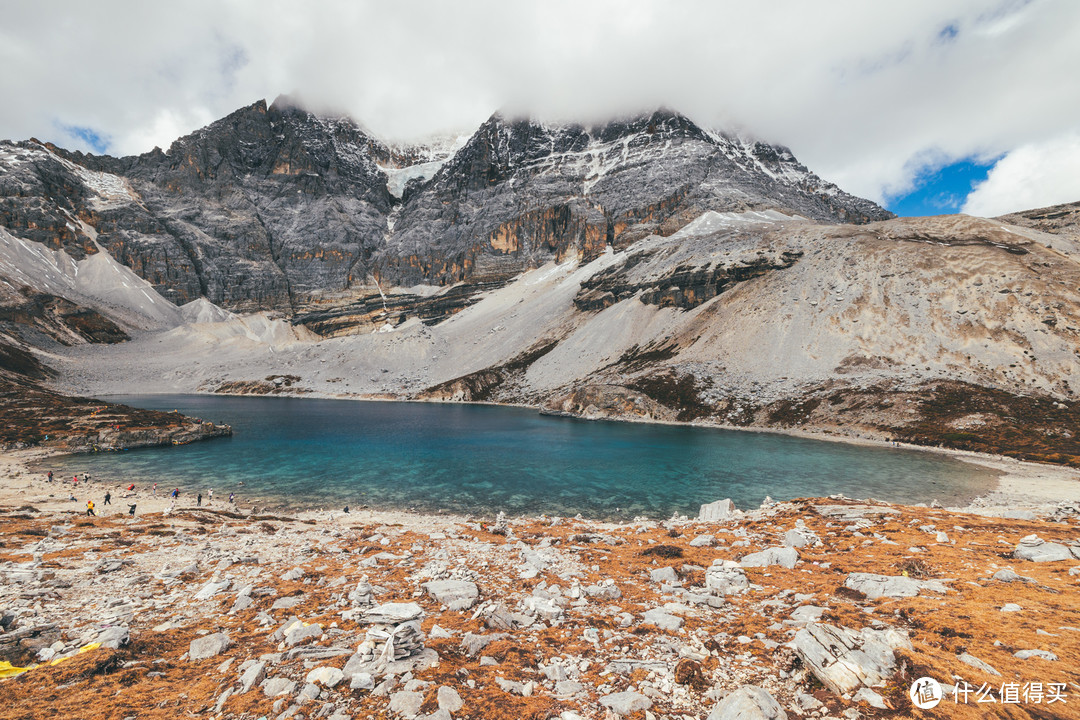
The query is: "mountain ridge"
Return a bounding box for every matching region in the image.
[0,98,892,320]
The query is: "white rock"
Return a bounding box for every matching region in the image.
[844,572,949,599]
[189,632,231,661]
[600,691,652,716]
[852,687,887,709]
[707,685,787,719]
[262,676,297,697]
[793,622,912,695]
[306,666,344,687]
[437,685,463,712]
[699,499,736,522]
[421,580,479,610]
[739,547,798,569]
[1013,535,1074,562]
[957,652,1000,676]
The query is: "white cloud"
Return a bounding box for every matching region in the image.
[0,0,1078,212]
[961,133,1080,216]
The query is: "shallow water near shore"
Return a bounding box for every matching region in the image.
[40,394,998,519]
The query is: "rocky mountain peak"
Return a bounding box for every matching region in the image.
[0,97,894,317]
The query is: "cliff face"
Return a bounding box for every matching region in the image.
[0,101,891,320]
[378,110,890,287]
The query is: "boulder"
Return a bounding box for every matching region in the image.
[421,580,479,610]
[306,666,344,687]
[239,661,266,693]
[189,632,231,661]
[689,534,715,547]
[699,499,736,522]
[262,676,297,697]
[641,608,684,632]
[437,685,463,713]
[650,566,679,584]
[461,632,507,657]
[362,602,424,625]
[1014,649,1058,661]
[783,529,810,548]
[285,622,323,647]
[94,625,130,649]
[388,690,425,718]
[793,622,912,695]
[844,572,949,599]
[1013,535,1074,562]
[707,685,787,720]
[600,691,652,716]
[739,547,798,569]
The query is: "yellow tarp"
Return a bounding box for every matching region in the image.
[0,642,100,679]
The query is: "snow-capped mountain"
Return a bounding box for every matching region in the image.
[0,98,890,314]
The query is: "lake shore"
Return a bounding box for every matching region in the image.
[16,389,1080,522]
[2,452,1080,720]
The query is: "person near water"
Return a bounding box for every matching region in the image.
[73,475,78,486]
[86,500,95,516]
[153,483,158,496]
[228,492,235,504]
[171,488,179,499]
[103,491,111,505]
[197,493,202,507]
[47,471,53,483]
[208,488,213,504]
[128,504,136,517]
[343,506,350,513]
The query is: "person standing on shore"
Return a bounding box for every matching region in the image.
[229,492,234,504]
[128,504,136,517]
[86,500,95,516]
[153,483,157,497]
[197,493,202,507]
[208,488,213,505]
[103,491,111,506]
[47,471,53,483]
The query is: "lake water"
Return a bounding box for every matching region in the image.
[41,395,998,519]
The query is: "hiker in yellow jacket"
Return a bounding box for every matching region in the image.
[86,500,95,517]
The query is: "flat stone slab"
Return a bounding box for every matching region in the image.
[739,546,798,569]
[421,580,479,610]
[845,572,949,599]
[362,602,424,625]
[189,632,231,661]
[793,622,912,695]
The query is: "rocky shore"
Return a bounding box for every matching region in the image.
[1,456,1079,720]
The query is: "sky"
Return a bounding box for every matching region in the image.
[1,0,1078,217]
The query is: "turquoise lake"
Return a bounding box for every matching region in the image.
[40,395,998,519]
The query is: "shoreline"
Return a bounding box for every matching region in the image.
[73,389,1080,508]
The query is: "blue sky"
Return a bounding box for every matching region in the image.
[885,158,999,217]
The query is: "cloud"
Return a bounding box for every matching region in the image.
[961,133,1080,216]
[0,0,1078,213]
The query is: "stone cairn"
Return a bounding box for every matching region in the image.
[354,603,426,666]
